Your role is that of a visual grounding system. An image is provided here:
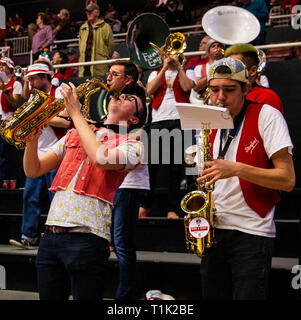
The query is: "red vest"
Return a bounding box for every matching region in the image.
[1,78,16,113]
[209,102,280,218]
[50,128,138,205]
[247,86,283,114]
[151,71,190,109]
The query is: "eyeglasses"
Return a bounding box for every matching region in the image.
[106,71,124,78]
[120,94,139,118]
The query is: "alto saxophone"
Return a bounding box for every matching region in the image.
[0,78,110,149]
[181,122,216,257]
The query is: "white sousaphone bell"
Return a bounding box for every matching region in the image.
[201,5,260,45]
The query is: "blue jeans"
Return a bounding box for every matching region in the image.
[36,230,110,300]
[21,168,57,243]
[111,188,148,300]
[200,229,274,300]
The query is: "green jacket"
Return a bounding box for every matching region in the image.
[78,19,114,77]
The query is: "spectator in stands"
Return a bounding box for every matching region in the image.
[240,0,269,45]
[52,50,74,85]
[198,57,295,300]
[6,17,15,37]
[0,57,22,187]
[0,28,6,47]
[32,12,54,61]
[67,48,79,77]
[27,23,37,50]
[21,80,145,300]
[165,0,187,27]
[191,38,224,103]
[185,36,210,70]
[146,52,195,219]
[104,3,118,27]
[79,2,114,77]
[224,43,283,113]
[14,13,23,35]
[281,0,299,12]
[53,9,71,49]
[9,63,71,249]
[106,61,149,300]
[106,12,122,33]
[45,8,58,30]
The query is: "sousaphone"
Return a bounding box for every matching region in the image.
[126,13,170,69]
[202,5,260,45]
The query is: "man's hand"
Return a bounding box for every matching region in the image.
[197,159,237,188]
[60,82,82,118]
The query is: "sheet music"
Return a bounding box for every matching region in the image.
[176,103,234,130]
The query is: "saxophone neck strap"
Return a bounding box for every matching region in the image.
[218,100,249,159]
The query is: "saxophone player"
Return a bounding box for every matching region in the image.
[197,57,295,300]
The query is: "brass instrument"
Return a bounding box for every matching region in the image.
[0,78,110,149]
[149,32,187,67]
[181,122,216,257]
[126,13,170,70]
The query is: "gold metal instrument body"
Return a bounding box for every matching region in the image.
[181,123,216,257]
[0,78,109,149]
[150,32,187,67]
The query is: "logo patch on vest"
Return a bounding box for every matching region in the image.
[244,137,259,154]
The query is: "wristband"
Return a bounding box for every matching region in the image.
[3,89,9,95]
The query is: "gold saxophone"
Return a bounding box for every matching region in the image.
[0,78,110,149]
[181,122,216,257]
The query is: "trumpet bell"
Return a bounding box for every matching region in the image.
[202,5,260,45]
[127,13,170,69]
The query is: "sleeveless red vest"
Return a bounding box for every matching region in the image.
[209,102,280,218]
[1,78,16,113]
[247,86,283,114]
[49,128,138,205]
[151,71,190,109]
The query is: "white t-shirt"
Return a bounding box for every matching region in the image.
[119,164,150,190]
[36,87,64,155]
[0,79,22,119]
[194,62,211,80]
[212,104,293,238]
[148,69,195,123]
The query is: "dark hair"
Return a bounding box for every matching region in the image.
[37,12,48,24]
[121,83,147,130]
[111,60,139,83]
[240,51,259,70]
[55,51,69,73]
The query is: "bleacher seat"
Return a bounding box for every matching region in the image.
[266,44,293,61]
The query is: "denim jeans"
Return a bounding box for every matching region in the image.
[36,230,110,300]
[111,188,148,300]
[21,168,58,243]
[200,228,274,300]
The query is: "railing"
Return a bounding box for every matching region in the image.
[52,41,301,70]
[4,10,301,60]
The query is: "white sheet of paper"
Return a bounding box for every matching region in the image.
[176,103,234,130]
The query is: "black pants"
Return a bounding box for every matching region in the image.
[146,119,184,214]
[200,229,274,300]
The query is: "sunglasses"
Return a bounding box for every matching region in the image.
[119,94,139,118]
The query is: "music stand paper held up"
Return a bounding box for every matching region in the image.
[176,103,233,130]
